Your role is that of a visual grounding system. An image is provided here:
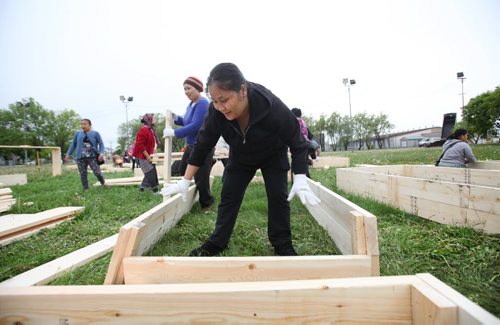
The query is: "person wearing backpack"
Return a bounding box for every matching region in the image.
[291,107,319,178]
[65,118,106,190]
[437,128,476,167]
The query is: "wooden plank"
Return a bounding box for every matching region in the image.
[306,179,379,262]
[0,276,415,324]
[0,199,16,213]
[0,207,84,239]
[123,255,373,284]
[104,226,142,285]
[163,110,173,189]
[0,188,12,196]
[310,156,350,169]
[104,182,201,285]
[0,215,73,246]
[350,211,367,255]
[0,174,27,186]
[0,145,60,149]
[411,283,458,324]
[0,234,118,287]
[417,273,500,325]
[337,167,500,234]
[51,147,62,176]
[468,160,500,170]
[398,194,500,234]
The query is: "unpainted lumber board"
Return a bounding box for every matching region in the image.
[0,188,12,196]
[407,165,500,187]
[468,160,500,170]
[397,191,499,234]
[0,207,84,238]
[105,183,200,285]
[0,276,416,324]
[411,283,458,324]
[310,156,350,169]
[103,226,139,285]
[416,273,500,325]
[0,234,118,287]
[306,179,379,260]
[0,199,16,213]
[306,204,353,254]
[0,174,27,186]
[0,216,73,246]
[123,255,372,285]
[350,211,367,255]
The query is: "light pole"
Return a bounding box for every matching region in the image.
[343,78,356,150]
[119,95,133,149]
[457,72,466,110]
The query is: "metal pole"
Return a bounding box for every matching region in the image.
[461,78,465,110]
[125,101,129,150]
[348,85,352,120]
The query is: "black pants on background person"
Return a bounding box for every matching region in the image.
[207,153,292,250]
[179,145,215,208]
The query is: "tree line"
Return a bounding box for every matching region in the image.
[303,112,394,151]
[2,87,497,161]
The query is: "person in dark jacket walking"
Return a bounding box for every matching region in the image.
[65,119,106,190]
[162,63,320,256]
[438,128,476,167]
[163,76,214,208]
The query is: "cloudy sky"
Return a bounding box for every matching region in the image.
[1,0,499,148]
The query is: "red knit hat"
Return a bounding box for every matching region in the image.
[183,76,204,92]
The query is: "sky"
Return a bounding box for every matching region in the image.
[1,0,499,148]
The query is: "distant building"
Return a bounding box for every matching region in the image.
[372,127,442,149]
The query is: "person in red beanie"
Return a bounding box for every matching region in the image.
[163,76,214,209]
[133,113,161,192]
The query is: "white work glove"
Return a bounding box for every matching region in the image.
[171,112,179,122]
[163,128,175,138]
[287,174,321,205]
[160,178,191,201]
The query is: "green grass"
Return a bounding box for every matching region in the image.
[1,145,499,317]
[323,143,500,166]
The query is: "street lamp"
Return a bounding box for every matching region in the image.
[343,78,356,120]
[457,72,466,110]
[119,95,133,149]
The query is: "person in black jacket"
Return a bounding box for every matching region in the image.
[162,63,320,256]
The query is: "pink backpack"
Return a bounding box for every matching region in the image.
[297,118,308,140]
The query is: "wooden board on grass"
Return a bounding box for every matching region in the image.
[104,182,201,285]
[0,234,118,287]
[1,274,498,324]
[0,207,84,246]
[123,255,373,284]
[0,174,27,186]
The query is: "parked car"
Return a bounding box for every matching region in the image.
[418,137,442,147]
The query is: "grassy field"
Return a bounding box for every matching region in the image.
[0,145,499,316]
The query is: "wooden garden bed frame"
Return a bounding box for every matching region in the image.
[1,273,498,324]
[0,145,62,176]
[104,178,379,285]
[337,164,500,234]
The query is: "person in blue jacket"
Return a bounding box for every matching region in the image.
[65,118,106,190]
[163,76,214,209]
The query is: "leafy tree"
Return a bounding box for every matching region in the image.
[0,98,54,160]
[52,109,81,158]
[371,113,394,149]
[325,112,342,151]
[462,87,500,142]
[352,113,374,150]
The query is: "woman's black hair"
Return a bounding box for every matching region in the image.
[206,63,246,92]
[140,118,145,124]
[81,118,92,126]
[448,128,467,139]
[291,108,302,117]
